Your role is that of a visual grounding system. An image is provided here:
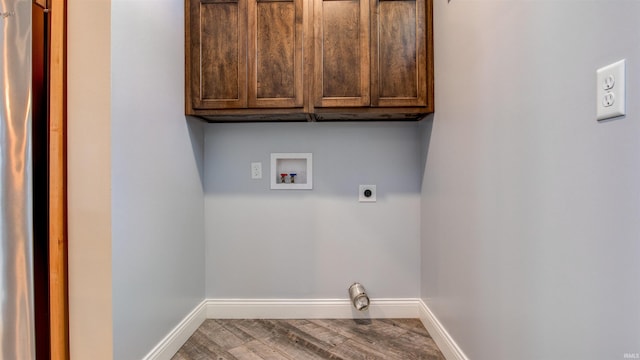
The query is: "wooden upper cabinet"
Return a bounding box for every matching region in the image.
[249,0,304,108]
[313,0,370,107]
[371,0,428,107]
[190,0,248,109]
[185,0,433,120]
[188,0,303,111]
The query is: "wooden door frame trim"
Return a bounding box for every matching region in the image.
[49,0,69,359]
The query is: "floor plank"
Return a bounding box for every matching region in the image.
[172,319,445,360]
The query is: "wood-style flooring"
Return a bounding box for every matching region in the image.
[172,318,445,360]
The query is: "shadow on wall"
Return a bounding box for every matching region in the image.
[418,114,434,187]
[202,121,426,198]
[187,116,206,189]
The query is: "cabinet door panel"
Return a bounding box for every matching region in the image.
[314,0,370,107]
[249,0,303,108]
[371,0,426,107]
[192,0,247,109]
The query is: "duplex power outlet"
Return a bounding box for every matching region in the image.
[251,162,262,179]
[597,59,626,121]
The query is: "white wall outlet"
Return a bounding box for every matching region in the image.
[597,59,626,121]
[251,162,262,179]
[359,185,376,202]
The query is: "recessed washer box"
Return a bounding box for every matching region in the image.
[270,153,313,190]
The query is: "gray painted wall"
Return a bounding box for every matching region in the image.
[99,0,640,358]
[204,123,422,299]
[421,1,640,359]
[111,1,206,359]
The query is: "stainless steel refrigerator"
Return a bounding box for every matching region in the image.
[0,0,36,358]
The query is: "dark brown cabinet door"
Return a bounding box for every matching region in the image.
[189,0,248,109]
[313,0,370,108]
[248,0,304,108]
[371,0,428,107]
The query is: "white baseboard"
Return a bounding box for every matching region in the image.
[144,298,466,360]
[142,300,207,360]
[206,298,421,319]
[418,299,469,360]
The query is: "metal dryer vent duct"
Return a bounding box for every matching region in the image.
[349,282,370,311]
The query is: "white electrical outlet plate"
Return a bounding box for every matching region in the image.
[251,162,262,179]
[359,185,376,202]
[597,59,626,121]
